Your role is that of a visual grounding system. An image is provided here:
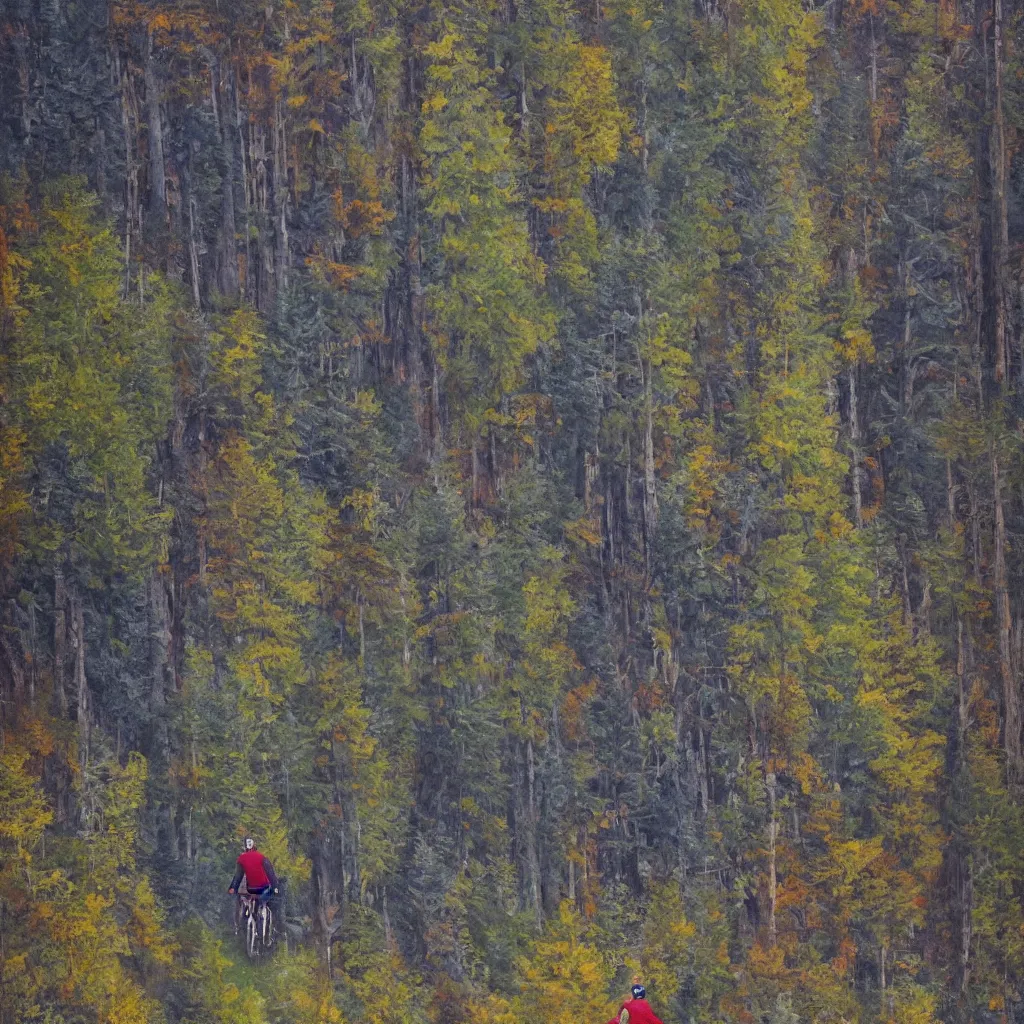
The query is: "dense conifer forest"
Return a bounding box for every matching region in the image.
[5,0,1024,1020]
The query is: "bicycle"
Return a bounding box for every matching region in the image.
[238,890,273,958]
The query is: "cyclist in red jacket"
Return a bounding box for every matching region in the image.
[608,984,664,1024]
[228,837,279,931]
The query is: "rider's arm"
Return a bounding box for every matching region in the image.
[229,859,244,892]
[262,856,279,889]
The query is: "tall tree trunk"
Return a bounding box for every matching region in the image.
[149,572,171,763]
[236,70,252,303]
[850,364,863,527]
[118,53,141,297]
[525,737,542,924]
[766,770,777,946]
[520,694,542,926]
[642,355,658,578]
[957,838,973,995]
[948,457,970,751]
[948,455,974,995]
[0,602,25,711]
[49,567,72,823]
[869,13,878,106]
[214,62,239,300]
[53,568,68,718]
[311,837,336,967]
[992,0,1010,383]
[144,31,166,217]
[992,448,1021,784]
[186,168,202,308]
[273,96,289,295]
[72,595,89,768]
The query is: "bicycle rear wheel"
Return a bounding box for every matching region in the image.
[247,907,259,958]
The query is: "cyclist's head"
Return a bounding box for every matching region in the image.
[243,836,256,851]
[631,985,646,1001]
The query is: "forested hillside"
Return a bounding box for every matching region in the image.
[2,0,1024,1020]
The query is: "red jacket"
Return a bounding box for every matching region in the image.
[608,1000,665,1024]
[230,849,278,891]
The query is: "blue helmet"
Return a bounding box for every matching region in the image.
[632,985,646,1000]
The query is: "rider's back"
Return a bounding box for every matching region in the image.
[619,1000,663,1024]
[237,848,272,888]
